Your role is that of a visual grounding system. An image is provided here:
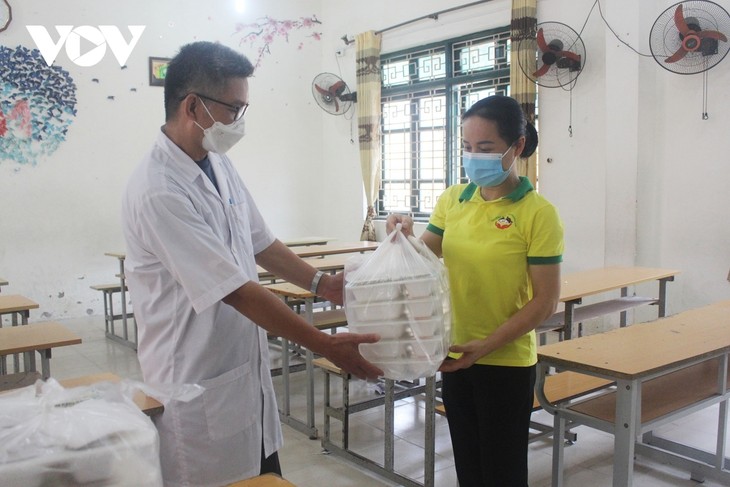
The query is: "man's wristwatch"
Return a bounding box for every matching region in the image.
[310,270,325,294]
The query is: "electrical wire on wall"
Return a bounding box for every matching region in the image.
[334,50,357,143]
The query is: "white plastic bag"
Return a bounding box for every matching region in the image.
[345,224,451,380]
[0,378,201,486]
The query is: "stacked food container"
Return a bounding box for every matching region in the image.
[344,229,451,380]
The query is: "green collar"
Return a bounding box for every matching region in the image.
[458,176,534,203]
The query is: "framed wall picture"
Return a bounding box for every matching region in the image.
[149,57,171,86]
[0,0,12,33]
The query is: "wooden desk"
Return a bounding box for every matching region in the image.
[283,236,336,247]
[59,372,164,416]
[292,241,378,258]
[0,322,81,379]
[0,294,39,326]
[536,300,730,486]
[258,253,356,281]
[539,266,679,339]
[0,294,41,373]
[104,252,136,350]
[227,473,296,486]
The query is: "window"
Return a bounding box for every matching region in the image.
[378,27,511,219]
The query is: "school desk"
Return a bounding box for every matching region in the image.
[536,300,730,486]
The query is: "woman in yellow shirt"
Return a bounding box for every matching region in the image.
[388,95,563,486]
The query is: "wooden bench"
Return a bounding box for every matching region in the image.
[434,370,614,442]
[569,357,729,426]
[90,283,137,350]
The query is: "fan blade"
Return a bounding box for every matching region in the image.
[556,50,581,63]
[536,28,548,52]
[329,80,346,96]
[674,4,692,36]
[698,30,728,42]
[314,84,330,96]
[532,63,552,77]
[334,98,340,112]
[665,46,688,63]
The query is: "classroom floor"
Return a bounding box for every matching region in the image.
[45,315,728,487]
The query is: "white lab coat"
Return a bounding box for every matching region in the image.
[122,129,282,487]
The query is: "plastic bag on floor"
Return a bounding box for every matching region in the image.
[0,378,201,486]
[345,224,451,380]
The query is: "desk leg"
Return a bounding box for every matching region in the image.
[281,337,291,418]
[118,258,129,341]
[304,298,317,439]
[715,355,728,471]
[384,379,395,471]
[620,287,628,327]
[657,277,673,318]
[613,378,639,487]
[14,311,32,373]
[552,412,567,487]
[563,300,579,341]
[424,376,436,487]
[39,349,51,380]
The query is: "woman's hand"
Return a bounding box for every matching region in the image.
[385,214,414,237]
[438,339,490,372]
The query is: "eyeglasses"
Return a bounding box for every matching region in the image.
[188,93,249,121]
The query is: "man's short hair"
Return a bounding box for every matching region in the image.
[164,41,254,121]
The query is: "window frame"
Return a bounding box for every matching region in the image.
[377,26,512,221]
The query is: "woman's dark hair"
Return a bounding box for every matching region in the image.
[164,41,254,121]
[462,95,538,158]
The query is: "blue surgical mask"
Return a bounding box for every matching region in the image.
[462,146,515,187]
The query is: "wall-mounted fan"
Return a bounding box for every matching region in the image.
[649,0,730,75]
[517,22,586,89]
[312,73,357,116]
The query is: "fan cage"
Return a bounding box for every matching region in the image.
[312,73,354,115]
[517,22,586,89]
[649,0,730,75]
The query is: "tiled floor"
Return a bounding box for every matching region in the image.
[33,316,730,486]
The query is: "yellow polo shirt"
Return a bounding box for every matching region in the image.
[427,177,564,367]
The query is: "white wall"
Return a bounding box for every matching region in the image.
[1,0,326,320]
[1,0,729,321]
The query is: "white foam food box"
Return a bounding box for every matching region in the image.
[345,274,451,380]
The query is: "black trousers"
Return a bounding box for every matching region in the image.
[442,362,536,487]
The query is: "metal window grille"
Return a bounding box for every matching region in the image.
[378,27,511,219]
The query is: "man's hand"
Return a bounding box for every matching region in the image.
[323,332,383,380]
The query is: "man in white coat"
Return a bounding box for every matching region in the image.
[122,41,382,487]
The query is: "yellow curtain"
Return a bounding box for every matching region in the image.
[510,0,538,186]
[355,31,382,242]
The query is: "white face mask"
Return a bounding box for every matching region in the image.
[195,97,246,154]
